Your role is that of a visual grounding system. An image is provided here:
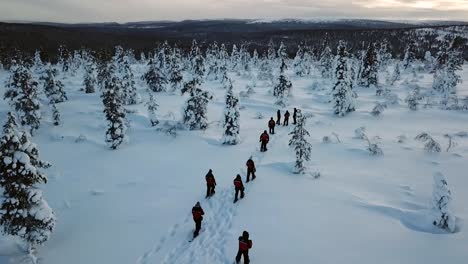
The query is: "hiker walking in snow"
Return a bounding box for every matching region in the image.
[283,110,290,126]
[293,108,298,125]
[259,130,269,152]
[233,174,245,203]
[246,158,256,182]
[205,169,216,198]
[236,231,253,264]
[268,117,276,134]
[192,202,204,238]
[276,110,281,125]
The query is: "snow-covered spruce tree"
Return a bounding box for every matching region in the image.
[144,59,167,92]
[320,46,333,79]
[389,62,401,85]
[293,43,306,76]
[83,59,97,93]
[101,64,128,149]
[192,53,205,82]
[120,53,141,105]
[405,85,421,111]
[432,37,464,109]
[424,51,435,72]
[43,64,67,104]
[4,61,42,133]
[273,59,292,107]
[168,48,184,92]
[181,79,212,130]
[332,42,355,116]
[32,50,45,78]
[415,132,441,153]
[358,43,379,90]
[57,45,71,73]
[377,40,392,71]
[221,80,240,145]
[258,57,274,83]
[432,172,456,232]
[0,112,55,252]
[371,102,387,117]
[52,104,61,126]
[146,92,159,126]
[402,41,418,73]
[277,41,288,62]
[288,112,312,174]
[267,39,277,62]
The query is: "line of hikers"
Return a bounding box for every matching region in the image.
[190,109,298,263]
[261,108,299,152]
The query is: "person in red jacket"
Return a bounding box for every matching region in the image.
[192,202,204,238]
[233,174,245,203]
[246,158,256,182]
[283,110,290,126]
[268,117,276,134]
[236,231,253,264]
[205,169,216,198]
[259,130,269,152]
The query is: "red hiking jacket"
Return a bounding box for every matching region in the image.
[239,237,253,251]
[192,207,205,220]
[260,133,269,142]
[234,179,244,189]
[268,120,276,128]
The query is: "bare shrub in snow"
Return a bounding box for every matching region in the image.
[254,112,264,119]
[384,92,399,105]
[156,121,184,138]
[75,134,87,143]
[443,134,457,152]
[364,135,383,156]
[415,132,441,153]
[371,102,387,116]
[354,127,366,139]
[322,136,332,144]
[397,135,407,143]
[432,172,456,232]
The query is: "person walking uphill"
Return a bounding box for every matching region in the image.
[293,108,298,125]
[192,202,204,239]
[259,130,270,152]
[276,110,281,125]
[246,158,256,182]
[283,110,290,126]
[236,231,253,264]
[233,174,245,203]
[205,169,216,198]
[268,117,276,134]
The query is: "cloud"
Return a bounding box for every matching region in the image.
[0,0,467,22]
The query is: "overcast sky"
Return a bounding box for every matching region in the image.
[1,0,467,23]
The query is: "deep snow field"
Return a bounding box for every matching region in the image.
[0,64,467,264]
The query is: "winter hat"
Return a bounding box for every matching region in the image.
[195,201,201,207]
[243,231,249,239]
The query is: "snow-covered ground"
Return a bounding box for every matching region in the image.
[0,64,467,264]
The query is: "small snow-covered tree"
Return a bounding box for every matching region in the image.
[277,41,288,62]
[293,43,306,76]
[221,80,240,145]
[389,62,401,85]
[0,112,55,252]
[146,92,159,126]
[4,61,42,133]
[101,64,128,149]
[402,41,417,73]
[432,172,456,232]
[405,85,422,111]
[192,54,205,82]
[181,79,212,130]
[168,48,184,92]
[415,132,441,153]
[43,65,67,104]
[288,111,312,174]
[332,42,355,116]
[120,54,141,105]
[273,59,292,107]
[32,50,45,77]
[144,59,167,92]
[424,51,435,72]
[52,104,61,126]
[83,59,97,93]
[358,43,379,89]
[320,46,333,79]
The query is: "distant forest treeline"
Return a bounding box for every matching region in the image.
[0,22,467,66]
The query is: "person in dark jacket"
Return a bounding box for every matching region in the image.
[276,110,281,125]
[293,108,298,125]
[246,158,256,182]
[259,130,270,152]
[192,202,204,238]
[268,117,276,134]
[233,174,245,203]
[205,169,216,198]
[236,231,253,264]
[283,110,290,126]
